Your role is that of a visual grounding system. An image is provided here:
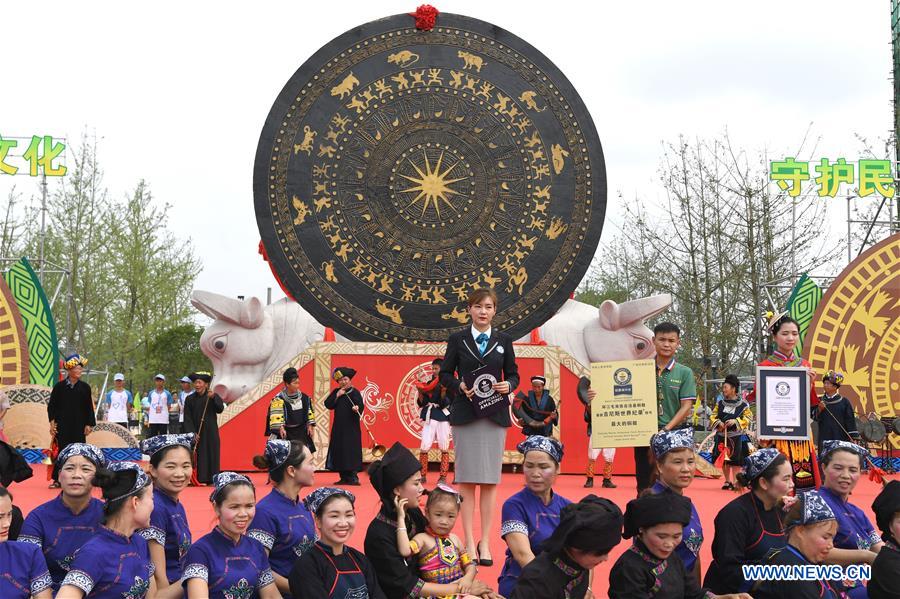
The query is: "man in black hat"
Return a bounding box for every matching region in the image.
[325,367,364,485]
[182,372,224,484]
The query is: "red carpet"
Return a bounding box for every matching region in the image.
[11,466,893,597]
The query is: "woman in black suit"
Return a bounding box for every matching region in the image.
[440,288,519,566]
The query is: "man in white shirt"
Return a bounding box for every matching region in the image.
[102,373,132,428]
[147,374,173,438]
[171,375,192,434]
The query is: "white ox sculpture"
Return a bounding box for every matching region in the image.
[192,290,672,404]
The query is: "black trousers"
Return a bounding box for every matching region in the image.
[339,470,359,483]
[633,445,652,494]
[148,423,168,437]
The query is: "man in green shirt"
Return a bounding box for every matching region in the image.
[633,322,696,493]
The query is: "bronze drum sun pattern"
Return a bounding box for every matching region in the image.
[254,12,607,341]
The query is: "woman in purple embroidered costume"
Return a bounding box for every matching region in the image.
[498,435,572,597]
[0,486,52,599]
[609,492,749,599]
[182,472,279,598]
[816,441,883,598]
[396,484,476,596]
[290,487,385,599]
[139,433,194,598]
[56,461,156,598]
[752,490,849,599]
[19,443,106,592]
[648,428,704,579]
[511,494,623,599]
[250,439,317,597]
[868,480,900,599]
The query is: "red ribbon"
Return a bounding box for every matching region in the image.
[410,4,438,30]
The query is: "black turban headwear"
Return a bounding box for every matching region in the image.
[368,442,421,512]
[872,480,900,542]
[623,492,691,539]
[542,494,623,556]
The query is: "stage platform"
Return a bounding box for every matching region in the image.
[11,465,894,597]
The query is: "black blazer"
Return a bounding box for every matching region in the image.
[440,328,519,427]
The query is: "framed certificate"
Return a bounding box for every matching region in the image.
[756,366,810,440]
[589,359,658,448]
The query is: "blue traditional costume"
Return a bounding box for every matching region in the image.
[289,487,385,599]
[649,428,703,574]
[61,461,155,598]
[818,441,880,599]
[138,434,194,584]
[498,436,571,598]
[249,439,317,597]
[182,473,276,598]
[0,541,53,598]
[752,490,848,599]
[19,443,106,591]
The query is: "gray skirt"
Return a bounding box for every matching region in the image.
[452,418,506,484]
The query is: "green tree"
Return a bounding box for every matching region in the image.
[141,324,212,387]
[5,133,202,391]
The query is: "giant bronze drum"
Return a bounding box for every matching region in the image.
[255,12,606,341]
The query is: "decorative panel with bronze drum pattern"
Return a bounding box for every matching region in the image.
[803,233,900,448]
[254,12,607,341]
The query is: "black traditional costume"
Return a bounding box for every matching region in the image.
[704,448,788,593]
[511,494,622,599]
[325,367,365,484]
[513,376,557,437]
[47,354,95,451]
[267,368,317,453]
[289,487,385,599]
[182,372,224,484]
[868,480,900,599]
[364,442,430,599]
[812,371,859,456]
[609,492,714,599]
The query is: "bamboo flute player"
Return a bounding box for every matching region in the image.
[440,288,519,567]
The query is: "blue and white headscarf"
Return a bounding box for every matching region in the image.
[140,433,194,458]
[650,428,694,459]
[304,487,355,516]
[787,490,836,529]
[743,448,782,482]
[517,435,564,463]
[264,439,292,471]
[209,472,254,503]
[106,461,151,503]
[57,443,106,470]
[820,440,868,461]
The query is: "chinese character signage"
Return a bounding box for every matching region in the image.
[769,157,894,198]
[590,359,658,448]
[0,135,67,177]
